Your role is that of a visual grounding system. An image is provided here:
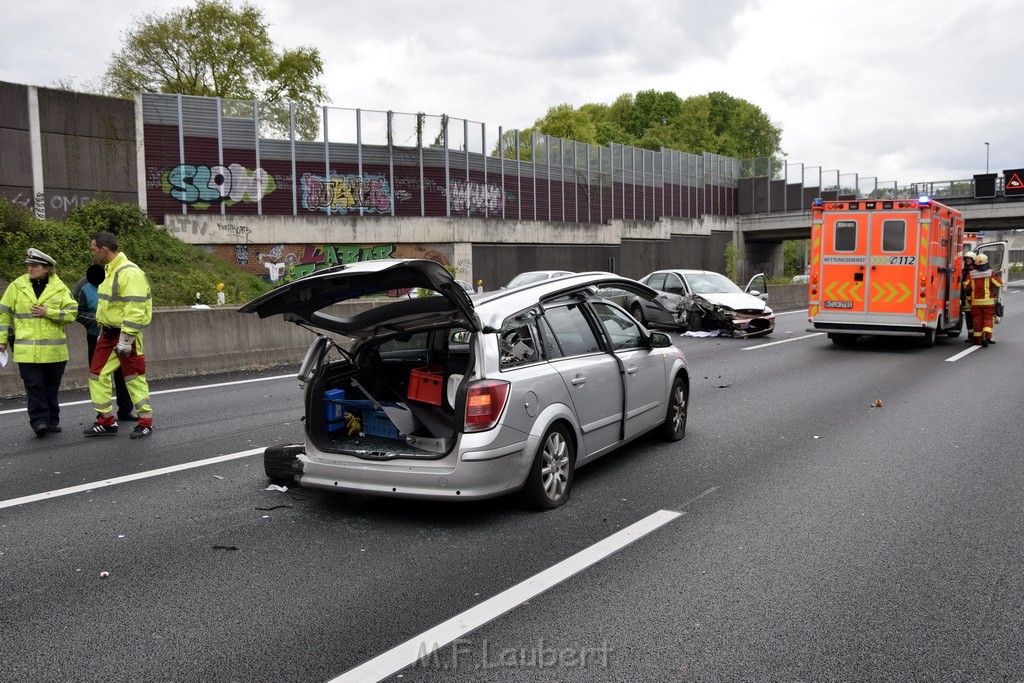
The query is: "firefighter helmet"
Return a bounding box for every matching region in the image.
[964,251,977,260]
[975,253,989,265]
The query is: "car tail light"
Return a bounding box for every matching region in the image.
[464,380,511,432]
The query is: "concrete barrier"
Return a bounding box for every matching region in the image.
[765,283,807,312]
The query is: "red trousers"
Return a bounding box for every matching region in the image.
[970,304,995,342]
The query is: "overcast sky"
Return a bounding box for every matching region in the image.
[2,0,1019,187]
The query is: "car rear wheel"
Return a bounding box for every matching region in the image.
[264,445,303,483]
[630,302,647,326]
[658,376,688,441]
[519,424,575,510]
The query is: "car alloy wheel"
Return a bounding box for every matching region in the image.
[659,376,688,441]
[520,423,575,510]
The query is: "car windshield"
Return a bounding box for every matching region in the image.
[684,272,743,294]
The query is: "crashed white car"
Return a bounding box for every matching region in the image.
[240,260,690,510]
[630,270,775,337]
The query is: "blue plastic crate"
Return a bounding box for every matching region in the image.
[324,389,346,421]
[324,389,376,422]
[362,409,403,440]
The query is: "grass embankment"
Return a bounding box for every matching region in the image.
[0,198,271,307]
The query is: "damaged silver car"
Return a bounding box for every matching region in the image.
[632,270,775,337]
[240,260,690,510]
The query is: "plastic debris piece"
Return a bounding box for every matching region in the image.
[264,484,288,492]
[100,571,110,579]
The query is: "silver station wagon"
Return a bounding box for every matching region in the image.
[241,260,690,509]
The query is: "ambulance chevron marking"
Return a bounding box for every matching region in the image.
[850,283,863,302]
[884,282,898,303]
[871,283,884,302]
[896,282,911,303]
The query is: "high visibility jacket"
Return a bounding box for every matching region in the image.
[96,252,152,338]
[0,273,77,364]
[969,267,1003,306]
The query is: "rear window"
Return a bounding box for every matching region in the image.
[882,220,906,252]
[834,220,857,252]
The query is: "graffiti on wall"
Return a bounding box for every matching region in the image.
[446,180,507,214]
[289,243,397,278]
[164,163,275,206]
[8,191,86,218]
[165,217,253,239]
[210,242,453,282]
[301,173,392,214]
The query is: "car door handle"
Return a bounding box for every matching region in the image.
[570,376,587,386]
[626,365,639,376]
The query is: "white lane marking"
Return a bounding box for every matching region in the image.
[946,345,982,362]
[0,448,264,510]
[329,509,683,683]
[743,333,825,350]
[0,373,296,416]
[774,309,807,316]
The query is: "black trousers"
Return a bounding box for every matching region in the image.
[86,333,132,413]
[19,361,67,429]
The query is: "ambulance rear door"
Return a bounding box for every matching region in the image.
[864,207,921,320]
[818,210,869,315]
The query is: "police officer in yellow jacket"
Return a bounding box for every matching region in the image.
[0,248,78,437]
[83,232,155,438]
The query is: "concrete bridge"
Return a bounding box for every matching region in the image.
[736,189,1024,276]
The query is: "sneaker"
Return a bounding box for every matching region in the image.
[33,424,48,438]
[130,424,153,439]
[117,411,140,422]
[84,422,118,436]
[47,424,62,433]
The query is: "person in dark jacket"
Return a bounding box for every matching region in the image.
[72,264,137,422]
[960,252,975,344]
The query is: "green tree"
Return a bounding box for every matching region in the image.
[104,0,328,139]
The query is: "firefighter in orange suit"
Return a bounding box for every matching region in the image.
[969,253,1002,348]
[83,232,155,438]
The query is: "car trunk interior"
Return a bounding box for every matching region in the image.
[306,340,472,459]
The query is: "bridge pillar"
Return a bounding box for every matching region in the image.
[741,240,785,280]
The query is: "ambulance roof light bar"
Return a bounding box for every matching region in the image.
[812,197,823,207]
[918,195,931,204]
